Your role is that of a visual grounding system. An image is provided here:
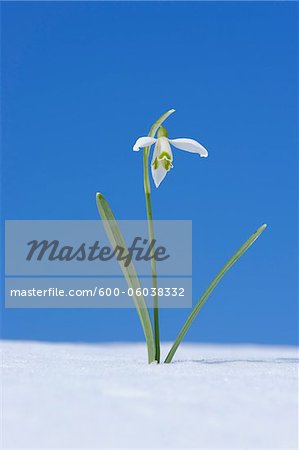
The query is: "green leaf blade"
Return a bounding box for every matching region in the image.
[148,109,176,138]
[164,224,267,363]
[96,192,155,363]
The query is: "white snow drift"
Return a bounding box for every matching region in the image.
[1,341,298,448]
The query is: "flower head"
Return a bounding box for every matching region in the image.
[133,126,208,187]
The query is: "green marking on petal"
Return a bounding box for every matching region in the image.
[162,159,173,171]
[152,157,159,170]
[158,151,172,161]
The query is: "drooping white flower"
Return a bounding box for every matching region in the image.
[133,126,208,187]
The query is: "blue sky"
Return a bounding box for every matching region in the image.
[1,1,297,345]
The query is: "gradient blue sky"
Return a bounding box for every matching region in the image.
[1,1,297,345]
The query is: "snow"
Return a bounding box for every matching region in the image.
[1,341,298,449]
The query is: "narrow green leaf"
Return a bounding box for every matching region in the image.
[148,109,176,138]
[164,224,267,363]
[96,192,155,363]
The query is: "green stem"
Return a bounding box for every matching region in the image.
[142,109,175,363]
[143,148,160,362]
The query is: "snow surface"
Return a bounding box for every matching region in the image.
[1,341,298,449]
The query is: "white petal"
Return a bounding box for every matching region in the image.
[133,136,157,151]
[151,163,168,188]
[152,139,161,161]
[151,140,166,188]
[169,138,208,157]
[151,138,173,188]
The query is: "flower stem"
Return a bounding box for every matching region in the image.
[143,147,160,362]
[142,109,176,363]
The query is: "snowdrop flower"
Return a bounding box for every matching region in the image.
[133,126,208,187]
